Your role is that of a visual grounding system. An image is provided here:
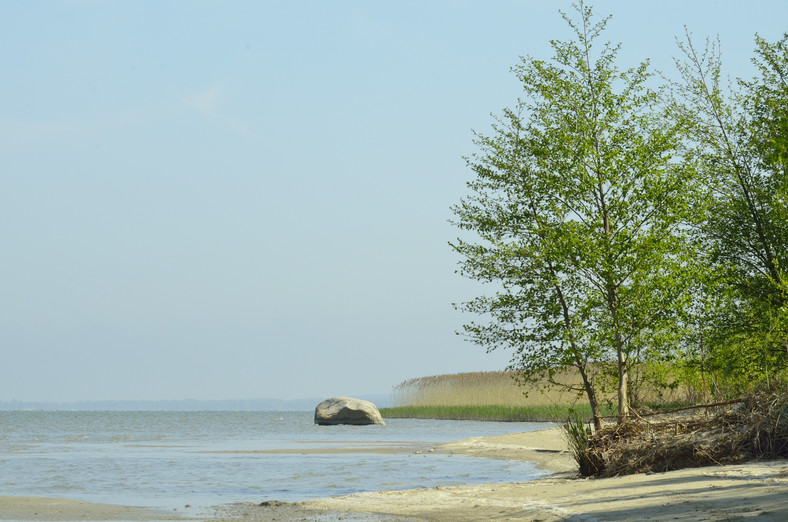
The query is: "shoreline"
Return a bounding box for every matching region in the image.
[225,427,788,521]
[1,428,786,521]
[297,459,788,521]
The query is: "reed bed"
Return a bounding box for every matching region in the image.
[380,403,613,422]
[391,370,589,407]
[387,370,603,422]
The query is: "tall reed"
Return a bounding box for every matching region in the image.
[380,403,610,422]
[390,370,589,409]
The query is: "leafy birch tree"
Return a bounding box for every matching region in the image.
[451,3,699,426]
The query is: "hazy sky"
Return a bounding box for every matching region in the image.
[2,1,786,403]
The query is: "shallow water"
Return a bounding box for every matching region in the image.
[0,411,552,511]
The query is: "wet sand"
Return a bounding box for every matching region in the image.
[0,496,183,521]
[244,428,788,521]
[2,428,787,521]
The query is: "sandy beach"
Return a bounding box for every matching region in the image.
[2,427,786,521]
[291,429,788,521]
[0,496,183,521]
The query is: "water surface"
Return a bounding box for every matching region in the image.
[0,411,552,511]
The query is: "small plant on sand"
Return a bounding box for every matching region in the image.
[562,415,603,476]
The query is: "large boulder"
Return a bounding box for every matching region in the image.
[314,397,385,426]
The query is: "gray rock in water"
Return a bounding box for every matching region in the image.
[314,397,385,426]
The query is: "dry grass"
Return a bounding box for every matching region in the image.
[391,370,592,409]
[392,367,692,410]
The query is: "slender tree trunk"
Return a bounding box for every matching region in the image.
[577,365,603,430]
[532,197,605,429]
[608,301,630,423]
[545,254,603,429]
[608,286,629,423]
[617,339,629,423]
[699,329,709,402]
[589,67,630,422]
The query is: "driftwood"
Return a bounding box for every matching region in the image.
[580,389,788,477]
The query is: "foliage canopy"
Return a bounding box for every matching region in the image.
[674,30,788,393]
[452,3,700,426]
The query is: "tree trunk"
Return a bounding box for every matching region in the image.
[617,345,629,423]
[608,294,629,423]
[577,365,603,430]
[544,251,604,429]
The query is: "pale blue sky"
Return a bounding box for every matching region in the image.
[2,1,786,403]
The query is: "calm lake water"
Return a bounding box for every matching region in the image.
[0,411,552,513]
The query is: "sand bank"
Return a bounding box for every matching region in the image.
[299,459,788,521]
[3,428,787,521]
[295,427,788,521]
[0,496,184,520]
[437,426,576,472]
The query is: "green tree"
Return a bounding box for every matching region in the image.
[451,3,700,427]
[675,32,788,391]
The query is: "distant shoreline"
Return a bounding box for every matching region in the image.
[0,395,390,412]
